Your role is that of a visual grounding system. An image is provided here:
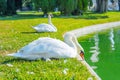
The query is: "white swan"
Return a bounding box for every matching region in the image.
[32,14,57,32]
[7,32,84,60]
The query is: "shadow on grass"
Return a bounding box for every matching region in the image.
[1,58,34,64]
[1,58,47,64]
[21,31,52,34]
[1,57,59,64]
[60,12,109,19]
[74,15,109,19]
[0,12,109,21]
[0,14,43,20]
[21,31,41,34]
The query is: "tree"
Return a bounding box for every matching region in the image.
[6,0,16,15]
[118,0,120,11]
[0,0,6,15]
[0,0,22,16]
[32,0,56,16]
[32,0,89,16]
[59,0,88,15]
[89,0,93,7]
[49,0,56,12]
[15,0,22,10]
[96,0,108,13]
[78,0,88,14]
[59,0,76,15]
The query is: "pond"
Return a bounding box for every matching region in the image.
[79,27,120,80]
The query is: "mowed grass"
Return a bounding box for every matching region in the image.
[0,11,120,80]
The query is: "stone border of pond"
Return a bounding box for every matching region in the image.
[70,21,120,37]
[67,21,120,80]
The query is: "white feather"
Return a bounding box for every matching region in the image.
[7,33,84,60]
[32,14,57,32]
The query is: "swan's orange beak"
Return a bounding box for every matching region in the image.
[80,50,84,60]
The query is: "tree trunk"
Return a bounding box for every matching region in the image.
[6,0,16,15]
[96,0,108,13]
[15,0,22,10]
[0,0,6,15]
[118,0,120,11]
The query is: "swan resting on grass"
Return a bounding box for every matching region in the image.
[32,14,57,32]
[7,32,84,60]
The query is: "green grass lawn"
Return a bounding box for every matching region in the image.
[0,11,120,80]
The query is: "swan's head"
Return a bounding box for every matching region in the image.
[63,32,85,60]
[80,50,84,60]
[48,13,53,18]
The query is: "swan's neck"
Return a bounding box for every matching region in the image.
[64,34,77,50]
[64,33,84,60]
[72,36,84,53]
[64,32,84,53]
[48,14,52,25]
[48,14,57,31]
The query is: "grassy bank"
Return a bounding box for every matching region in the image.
[0,11,120,80]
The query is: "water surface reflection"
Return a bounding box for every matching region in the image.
[80,27,120,80]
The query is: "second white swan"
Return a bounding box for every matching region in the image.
[32,14,57,32]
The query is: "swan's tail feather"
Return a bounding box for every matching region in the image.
[32,26,40,32]
[7,53,22,58]
[7,53,15,56]
[32,26,36,30]
[31,25,38,31]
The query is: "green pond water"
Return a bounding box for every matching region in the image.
[79,27,120,80]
